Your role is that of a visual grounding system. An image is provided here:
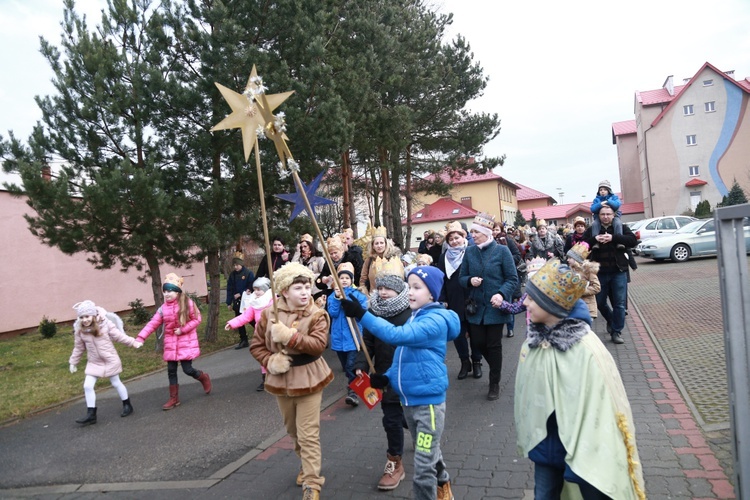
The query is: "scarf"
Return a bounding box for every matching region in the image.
[369,286,410,319]
[245,289,273,310]
[527,318,588,352]
[476,238,492,250]
[445,243,466,279]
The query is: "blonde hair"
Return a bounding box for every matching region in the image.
[367,236,396,258]
[176,292,191,326]
[79,319,102,337]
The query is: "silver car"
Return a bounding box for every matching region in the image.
[636,218,750,262]
[633,215,697,242]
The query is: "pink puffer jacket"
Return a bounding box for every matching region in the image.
[137,299,202,361]
[69,307,137,377]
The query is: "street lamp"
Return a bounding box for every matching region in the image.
[556,189,564,204]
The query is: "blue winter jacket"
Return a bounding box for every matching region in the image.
[327,287,368,352]
[590,192,622,214]
[459,240,518,326]
[360,303,460,406]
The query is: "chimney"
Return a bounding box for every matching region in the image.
[726,70,735,79]
[663,75,674,96]
[460,196,473,209]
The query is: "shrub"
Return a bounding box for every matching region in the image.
[128,299,151,325]
[39,316,57,339]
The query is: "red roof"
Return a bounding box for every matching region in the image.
[636,85,686,106]
[515,183,555,202]
[520,201,644,221]
[619,201,645,215]
[612,120,636,136]
[685,178,708,187]
[421,169,519,189]
[409,197,477,224]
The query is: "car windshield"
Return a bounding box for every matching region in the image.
[629,220,647,230]
[674,220,705,234]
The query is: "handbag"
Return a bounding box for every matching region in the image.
[464,298,478,315]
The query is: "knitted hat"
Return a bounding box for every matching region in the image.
[526,259,588,318]
[471,212,495,237]
[337,261,355,280]
[163,273,184,293]
[566,241,591,264]
[299,234,313,244]
[573,216,586,228]
[252,277,271,292]
[73,300,97,318]
[444,221,466,237]
[273,262,315,294]
[598,179,612,192]
[407,266,444,303]
[375,271,406,293]
[326,235,345,253]
[232,251,244,266]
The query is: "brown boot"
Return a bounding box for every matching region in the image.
[163,384,180,410]
[197,372,212,394]
[377,454,405,490]
[437,480,454,500]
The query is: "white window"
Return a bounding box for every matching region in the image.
[703,79,714,86]
[686,135,697,146]
[416,213,423,218]
[689,165,699,176]
[451,208,460,214]
[690,191,702,210]
[705,101,715,112]
[683,104,694,115]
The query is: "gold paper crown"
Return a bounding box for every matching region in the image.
[528,259,587,316]
[234,251,244,260]
[537,219,547,228]
[299,234,313,244]
[373,225,388,238]
[567,242,591,263]
[326,235,344,252]
[445,221,466,237]
[473,212,495,230]
[416,253,433,265]
[164,272,184,290]
[273,262,315,294]
[372,255,403,277]
[337,261,355,276]
[526,257,547,276]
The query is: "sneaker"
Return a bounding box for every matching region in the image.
[506,329,514,338]
[302,485,320,500]
[377,454,405,490]
[437,480,455,500]
[611,333,625,345]
[345,390,359,407]
[296,469,304,487]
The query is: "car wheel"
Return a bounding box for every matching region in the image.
[670,244,690,263]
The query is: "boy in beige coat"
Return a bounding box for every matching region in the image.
[250,262,334,500]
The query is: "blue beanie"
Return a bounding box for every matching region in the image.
[407,265,445,303]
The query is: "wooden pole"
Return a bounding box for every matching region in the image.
[254,137,279,321]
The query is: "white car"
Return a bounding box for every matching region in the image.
[636,218,750,262]
[632,215,697,242]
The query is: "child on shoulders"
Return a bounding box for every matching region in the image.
[590,179,623,239]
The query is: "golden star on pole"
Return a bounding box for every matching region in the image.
[210,65,294,161]
[254,88,295,167]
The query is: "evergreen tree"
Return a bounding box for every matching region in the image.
[530,211,538,228]
[720,180,748,207]
[514,210,526,227]
[694,200,711,218]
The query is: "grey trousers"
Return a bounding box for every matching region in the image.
[404,403,450,500]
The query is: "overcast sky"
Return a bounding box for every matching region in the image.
[3,0,750,206]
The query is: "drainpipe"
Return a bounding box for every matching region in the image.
[643,125,655,218]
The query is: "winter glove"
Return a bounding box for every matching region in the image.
[69,364,77,374]
[266,352,293,375]
[341,298,366,320]
[369,373,389,389]
[271,322,296,346]
[133,341,143,349]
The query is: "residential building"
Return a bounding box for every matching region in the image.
[616,62,750,218]
[519,200,644,228]
[404,197,478,250]
[418,169,519,224]
[515,183,557,212]
[611,120,642,204]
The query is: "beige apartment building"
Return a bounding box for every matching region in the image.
[614,62,750,217]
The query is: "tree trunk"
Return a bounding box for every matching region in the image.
[379,147,392,235]
[203,250,221,342]
[370,168,381,227]
[404,147,413,252]
[341,151,351,229]
[144,249,164,353]
[389,166,403,249]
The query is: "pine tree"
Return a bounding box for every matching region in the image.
[530,211,538,228]
[514,210,526,227]
[722,180,748,206]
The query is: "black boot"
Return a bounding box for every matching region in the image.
[120,398,133,417]
[76,407,97,426]
[457,359,471,380]
[256,374,266,392]
[472,361,483,379]
[487,383,500,401]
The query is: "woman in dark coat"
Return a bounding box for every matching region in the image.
[256,236,289,278]
[459,213,518,401]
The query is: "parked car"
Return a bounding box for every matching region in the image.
[632,215,697,242]
[636,218,750,262]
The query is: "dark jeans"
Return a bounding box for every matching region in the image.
[534,463,611,499]
[596,269,628,333]
[167,360,200,385]
[335,350,358,384]
[233,307,248,342]
[468,323,504,384]
[382,401,405,457]
[453,320,482,362]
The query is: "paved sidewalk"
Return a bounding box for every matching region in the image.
[0,260,737,499]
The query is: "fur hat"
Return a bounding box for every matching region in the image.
[252,277,271,292]
[73,300,98,318]
[444,221,466,237]
[299,234,313,245]
[273,262,315,294]
[471,212,495,237]
[375,271,406,293]
[598,179,612,192]
[526,258,588,318]
[573,216,586,228]
[163,273,184,293]
[566,242,591,264]
[337,261,355,280]
[407,266,444,303]
[326,235,345,253]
